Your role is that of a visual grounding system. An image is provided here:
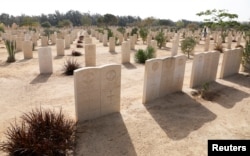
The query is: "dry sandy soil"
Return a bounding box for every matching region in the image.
[0,34,249,156]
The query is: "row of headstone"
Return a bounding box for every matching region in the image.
[142,48,242,103]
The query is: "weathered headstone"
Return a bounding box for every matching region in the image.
[227,33,232,49]
[220,48,242,78]
[38,47,53,74]
[142,59,163,104]
[22,41,33,59]
[41,36,48,47]
[103,34,108,46]
[204,36,210,51]
[190,51,220,88]
[65,34,70,49]
[159,57,175,97]
[109,37,115,52]
[74,64,121,122]
[85,37,92,44]
[171,34,179,56]
[129,36,135,50]
[56,39,65,56]
[85,44,96,66]
[121,41,130,63]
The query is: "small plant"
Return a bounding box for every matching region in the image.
[135,49,146,63]
[5,40,16,63]
[139,28,148,44]
[134,46,155,64]
[77,40,83,43]
[117,27,125,34]
[79,35,84,41]
[130,27,138,36]
[214,43,224,53]
[0,108,75,155]
[181,37,196,59]
[76,44,83,48]
[63,58,81,75]
[72,50,82,56]
[200,82,212,100]
[0,23,5,33]
[155,30,166,49]
[107,28,113,40]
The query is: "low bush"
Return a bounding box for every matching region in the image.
[134,46,155,64]
[72,50,82,56]
[181,37,196,59]
[63,58,81,75]
[0,108,75,156]
[213,43,224,53]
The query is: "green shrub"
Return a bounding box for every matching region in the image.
[0,23,5,33]
[155,30,166,48]
[0,108,75,156]
[5,40,16,63]
[181,37,196,59]
[63,58,81,75]
[117,27,125,34]
[134,46,155,64]
[131,27,138,36]
[139,28,148,44]
[107,28,113,40]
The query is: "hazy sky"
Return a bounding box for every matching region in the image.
[1,0,249,22]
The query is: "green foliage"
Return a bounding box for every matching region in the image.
[139,28,148,44]
[134,46,155,64]
[58,19,72,28]
[63,58,81,75]
[117,27,125,34]
[41,21,51,28]
[201,82,210,99]
[0,108,75,155]
[43,28,54,37]
[131,27,138,36]
[107,28,114,40]
[181,37,196,59]
[4,40,16,63]
[103,14,118,26]
[155,30,166,48]
[196,9,239,31]
[0,23,5,32]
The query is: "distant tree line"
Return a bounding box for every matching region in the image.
[0,9,249,32]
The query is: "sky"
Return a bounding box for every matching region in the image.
[1,0,249,22]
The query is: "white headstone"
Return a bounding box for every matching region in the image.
[85,44,96,66]
[56,39,65,56]
[38,47,53,74]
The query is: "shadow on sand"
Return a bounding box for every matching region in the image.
[208,81,249,109]
[144,92,217,140]
[122,63,136,70]
[30,74,52,84]
[75,113,137,156]
[222,73,250,88]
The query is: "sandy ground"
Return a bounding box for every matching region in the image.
[0,34,249,156]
